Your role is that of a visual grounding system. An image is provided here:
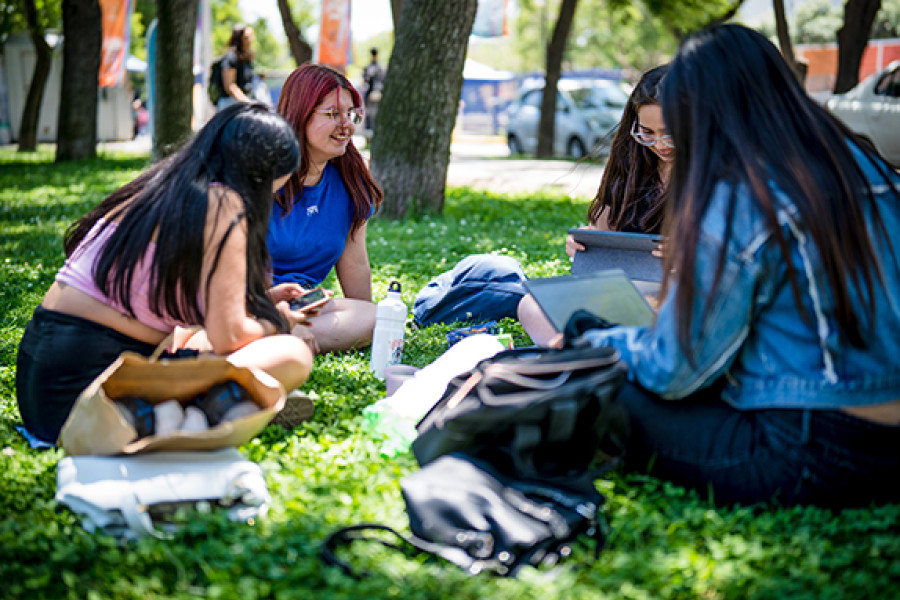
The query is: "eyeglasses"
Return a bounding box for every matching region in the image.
[630,122,674,149]
[315,107,365,127]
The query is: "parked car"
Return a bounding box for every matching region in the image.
[826,60,900,167]
[505,78,628,159]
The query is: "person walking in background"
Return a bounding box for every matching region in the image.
[362,48,385,131]
[518,65,671,346]
[217,24,256,110]
[15,103,314,444]
[582,24,900,508]
[271,64,383,354]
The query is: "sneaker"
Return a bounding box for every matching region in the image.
[271,389,315,429]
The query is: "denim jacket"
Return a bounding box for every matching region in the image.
[584,147,900,410]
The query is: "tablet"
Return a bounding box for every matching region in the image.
[524,268,656,333]
[568,228,663,283]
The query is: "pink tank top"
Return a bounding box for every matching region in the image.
[55,219,197,332]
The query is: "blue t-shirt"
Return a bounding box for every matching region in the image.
[268,163,354,287]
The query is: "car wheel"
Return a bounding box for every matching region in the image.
[567,137,586,159]
[507,134,523,155]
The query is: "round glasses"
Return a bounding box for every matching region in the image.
[630,122,674,149]
[315,107,365,127]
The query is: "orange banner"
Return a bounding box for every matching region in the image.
[318,0,351,69]
[99,0,132,87]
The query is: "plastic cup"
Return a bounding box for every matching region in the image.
[384,364,421,397]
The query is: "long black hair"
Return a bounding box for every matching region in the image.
[587,64,669,233]
[660,24,897,354]
[64,102,300,333]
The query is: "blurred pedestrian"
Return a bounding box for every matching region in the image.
[362,47,385,130]
[217,24,256,110]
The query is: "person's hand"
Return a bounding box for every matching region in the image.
[565,234,586,259]
[268,283,304,304]
[652,241,666,259]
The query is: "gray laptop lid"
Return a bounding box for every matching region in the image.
[523,268,656,333]
[569,228,663,283]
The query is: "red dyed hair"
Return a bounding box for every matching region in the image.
[276,63,383,235]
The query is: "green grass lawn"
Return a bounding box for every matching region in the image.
[1,148,898,600]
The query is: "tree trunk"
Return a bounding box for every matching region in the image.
[536,0,578,159]
[153,0,199,160]
[834,0,881,94]
[390,0,403,32]
[56,0,101,162]
[370,0,478,219]
[277,0,312,67]
[18,0,53,152]
[773,0,803,83]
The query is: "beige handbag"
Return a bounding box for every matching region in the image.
[58,340,285,456]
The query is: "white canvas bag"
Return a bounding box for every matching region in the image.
[55,447,270,539]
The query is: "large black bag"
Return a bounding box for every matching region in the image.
[321,452,607,577]
[412,345,629,479]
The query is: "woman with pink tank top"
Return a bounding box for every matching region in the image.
[15,103,315,443]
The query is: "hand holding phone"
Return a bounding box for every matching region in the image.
[289,288,329,312]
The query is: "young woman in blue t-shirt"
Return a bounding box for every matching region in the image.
[271,64,384,354]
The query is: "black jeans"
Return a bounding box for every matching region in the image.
[16,306,157,444]
[617,382,900,508]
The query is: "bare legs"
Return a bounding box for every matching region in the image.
[517,293,558,347]
[294,297,376,354]
[185,332,313,393]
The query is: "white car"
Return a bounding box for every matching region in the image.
[505,78,628,159]
[826,60,900,167]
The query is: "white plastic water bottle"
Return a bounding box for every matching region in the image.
[370,281,407,379]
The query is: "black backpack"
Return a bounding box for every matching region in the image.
[412,344,629,479]
[208,56,225,106]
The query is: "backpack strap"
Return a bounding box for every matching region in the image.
[320,523,483,577]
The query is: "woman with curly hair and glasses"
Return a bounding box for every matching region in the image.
[518,65,671,346]
[16,103,314,443]
[270,63,384,355]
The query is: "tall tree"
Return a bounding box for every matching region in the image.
[535,0,578,159]
[276,0,312,66]
[370,0,478,218]
[835,0,881,93]
[153,0,198,159]
[390,0,403,32]
[56,0,101,161]
[773,0,804,83]
[17,0,54,152]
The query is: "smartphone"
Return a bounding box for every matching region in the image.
[289,288,329,311]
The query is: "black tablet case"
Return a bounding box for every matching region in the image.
[569,229,663,283]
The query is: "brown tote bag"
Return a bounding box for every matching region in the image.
[58,339,285,456]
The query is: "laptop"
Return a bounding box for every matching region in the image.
[523,268,656,333]
[569,229,663,288]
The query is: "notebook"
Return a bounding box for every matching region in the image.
[569,228,663,284]
[523,268,656,333]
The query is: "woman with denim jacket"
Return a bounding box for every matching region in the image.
[581,24,900,508]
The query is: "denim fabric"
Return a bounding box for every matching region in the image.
[16,306,157,443]
[584,145,900,411]
[413,255,527,327]
[616,382,900,508]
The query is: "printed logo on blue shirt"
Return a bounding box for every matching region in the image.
[307,205,319,216]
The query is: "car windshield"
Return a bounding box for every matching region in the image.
[568,84,628,111]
